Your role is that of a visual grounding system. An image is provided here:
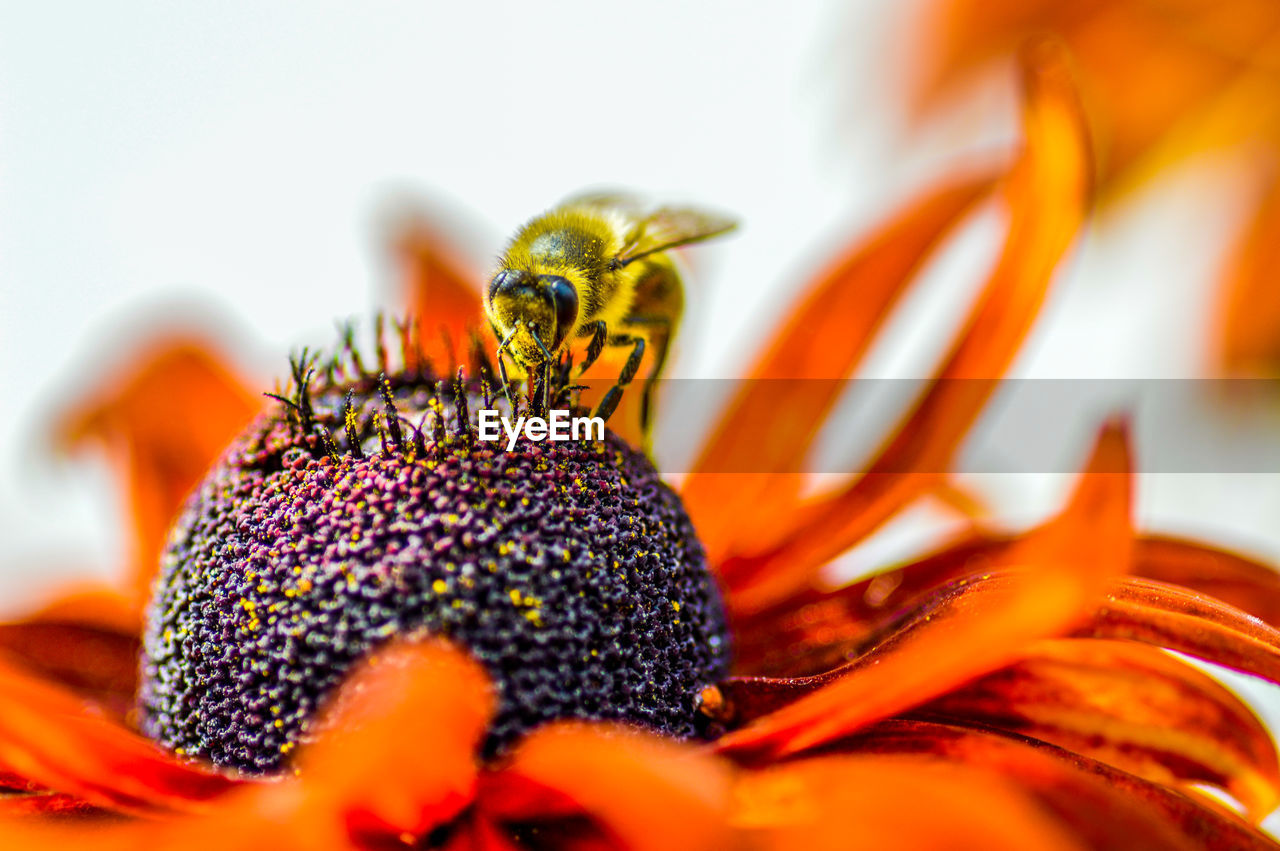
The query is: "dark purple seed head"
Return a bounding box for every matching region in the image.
[138,358,730,774]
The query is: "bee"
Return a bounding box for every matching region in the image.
[485,192,736,440]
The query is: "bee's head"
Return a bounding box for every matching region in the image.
[487,269,579,363]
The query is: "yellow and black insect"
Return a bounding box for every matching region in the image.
[485,191,736,439]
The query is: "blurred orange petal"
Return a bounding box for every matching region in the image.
[919,638,1280,819]
[390,210,485,369]
[1076,576,1280,685]
[492,723,733,851]
[0,641,495,849]
[916,0,1280,190]
[1218,172,1280,375]
[733,754,1085,851]
[722,39,1094,614]
[0,793,108,819]
[54,339,261,607]
[299,640,493,841]
[1134,535,1280,626]
[0,620,138,719]
[714,420,1131,757]
[0,655,238,813]
[842,718,1275,851]
[682,172,995,559]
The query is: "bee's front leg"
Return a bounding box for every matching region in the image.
[592,335,645,423]
[578,321,609,376]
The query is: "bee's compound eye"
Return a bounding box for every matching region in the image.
[489,268,532,302]
[544,276,579,348]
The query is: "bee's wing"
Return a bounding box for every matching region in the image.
[560,189,646,217]
[613,206,738,268]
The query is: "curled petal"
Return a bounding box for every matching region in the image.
[731,532,1007,677]
[735,531,1280,678]
[918,638,1280,819]
[1076,577,1280,685]
[721,39,1094,614]
[490,723,733,851]
[683,172,994,559]
[732,754,1085,851]
[714,421,1132,757]
[836,718,1277,851]
[55,339,261,606]
[1133,535,1280,626]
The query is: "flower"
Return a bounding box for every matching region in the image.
[907,0,1280,375]
[2,40,1280,850]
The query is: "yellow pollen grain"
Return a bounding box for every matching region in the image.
[432,579,448,594]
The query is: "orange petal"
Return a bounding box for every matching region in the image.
[390,209,485,369]
[1076,576,1280,685]
[0,621,138,719]
[713,421,1131,757]
[299,640,493,841]
[720,40,1094,614]
[491,723,733,851]
[0,641,494,848]
[919,638,1280,819]
[1219,173,1280,375]
[734,530,1280,678]
[915,1,1280,191]
[732,754,1086,851]
[0,793,108,819]
[837,718,1275,851]
[1133,535,1280,626]
[729,531,1003,677]
[0,654,239,813]
[55,338,261,607]
[681,172,995,559]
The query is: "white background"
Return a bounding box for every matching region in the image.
[1,0,1278,821]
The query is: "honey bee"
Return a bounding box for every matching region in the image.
[485,191,736,439]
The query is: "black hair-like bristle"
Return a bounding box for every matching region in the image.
[378,372,403,451]
[451,367,471,445]
[342,389,363,460]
